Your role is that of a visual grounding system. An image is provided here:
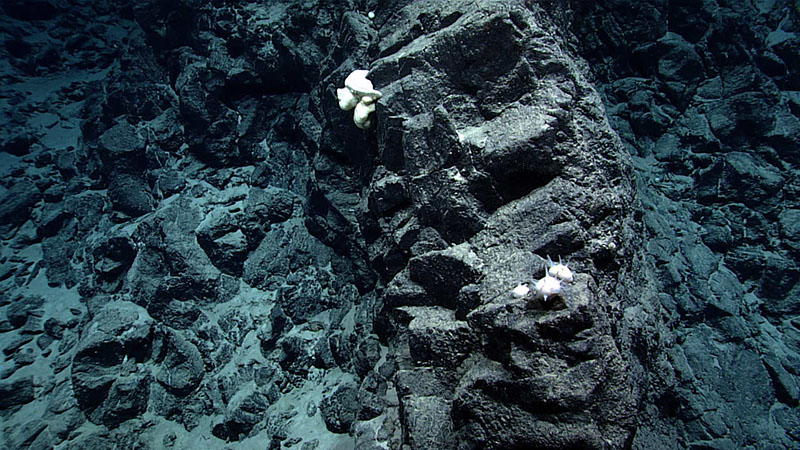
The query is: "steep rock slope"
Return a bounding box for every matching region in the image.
[1,1,387,448]
[573,0,800,447]
[348,1,668,448]
[0,0,673,449]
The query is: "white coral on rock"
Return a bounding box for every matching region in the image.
[534,267,562,301]
[547,255,573,282]
[512,256,575,302]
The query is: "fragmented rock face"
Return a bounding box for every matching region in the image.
[0,0,797,449]
[360,2,651,446]
[572,0,800,448]
[71,302,155,427]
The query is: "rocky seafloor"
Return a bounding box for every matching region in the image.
[0,0,798,449]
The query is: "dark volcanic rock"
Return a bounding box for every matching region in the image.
[155,332,204,397]
[71,302,155,427]
[258,305,292,354]
[408,244,483,309]
[216,390,271,441]
[1,0,61,21]
[107,173,154,217]
[405,307,477,368]
[100,373,151,428]
[126,199,239,327]
[96,120,147,175]
[90,236,137,292]
[460,275,636,448]
[6,295,45,329]
[402,395,454,449]
[353,335,382,378]
[1,132,37,156]
[358,1,649,447]
[0,376,35,409]
[357,371,388,420]
[2,0,794,448]
[241,186,297,237]
[695,151,784,206]
[0,179,41,236]
[320,383,359,434]
[571,0,800,447]
[175,61,243,167]
[279,335,314,376]
[36,203,72,238]
[196,207,250,277]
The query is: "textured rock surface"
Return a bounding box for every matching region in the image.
[0,0,796,449]
[360,1,660,447]
[573,0,800,447]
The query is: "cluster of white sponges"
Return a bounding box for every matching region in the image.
[512,256,574,302]
[337,70,382,129]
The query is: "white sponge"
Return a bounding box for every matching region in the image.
[337,70,382,129]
